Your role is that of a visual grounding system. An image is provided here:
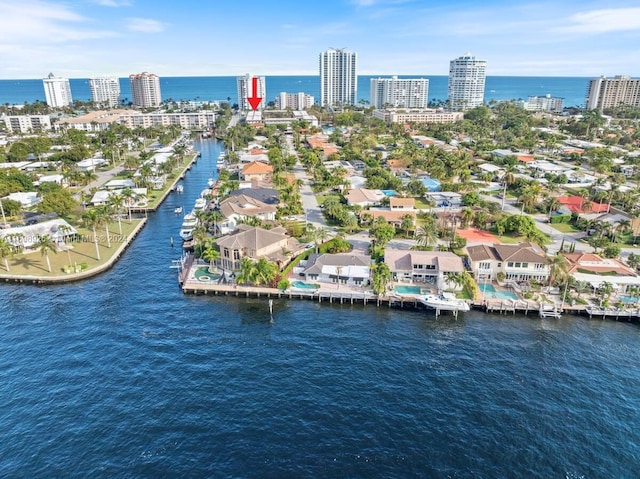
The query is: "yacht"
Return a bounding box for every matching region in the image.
[175,184,184,194]
[207,178,215,187]
[216,153,226,170]
[420,293,470,312]
[174,206,183,214]
[179,211,199,241]
[193,198,207,210]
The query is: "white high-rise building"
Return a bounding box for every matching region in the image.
[370,76,429,109]
[236,74,266,111]
[319,48,357,107]
[520,95,564,113]
[42,73,73,108]
[129,72,162,108]
[89,77,121,108]
[447,54,487,111]
[586,76,640,111]
[275,92,315,110]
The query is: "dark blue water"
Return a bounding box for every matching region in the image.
[0,75,590,108]
[1,139,640,477]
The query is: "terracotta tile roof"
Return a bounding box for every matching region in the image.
[242,161,273,175]
[369,210,417,223]
[564,252,637,276]
[557,196,609,214]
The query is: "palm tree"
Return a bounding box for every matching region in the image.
[237,257,256,285]
[82,208,102,260]
[548,252,569,287]
[96,205,112,248]
[414,225,438,248]
[202,239,220,273]
[371,262,392,296]
[445,271,464,291]
[110,192,125,235]
[35,234,57,273]
[57,224,74,265]
[120,188,137,223]
[0,236,15,271]
[546,197,561,220]
[253,258,278,286]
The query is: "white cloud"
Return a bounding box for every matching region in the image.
[558,7,640,34]
[125,18,166,33]
[0,1,117,44]
[91,0,132,6]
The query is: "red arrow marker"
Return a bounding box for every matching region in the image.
[247,76,262,111]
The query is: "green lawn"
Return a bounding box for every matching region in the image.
[414,198,432,210]
[549,222,581,233]
[0,219,143,278]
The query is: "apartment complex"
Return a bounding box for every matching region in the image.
[519,94,564,113]
[275,92,314,110]
[237,74,266,111]
[54,109,215,132]
[89,77,121,108]
[319,48,358,107]
[129,72,162,108]
[42,73,73,108]
[447,54,487,111]
[586,76,640,111]
[373,108,463,124]
[369,76,429,108]
[2,115,52,133]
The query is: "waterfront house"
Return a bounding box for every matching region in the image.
[217,195,277,235]
[384,248,465,291]
[300,253,371,287]
[465,242,549,282]
[0,218,77,249]
[229,187,280,205]
[240,161,273,182]
[216,225,304,273]
[104,179,136,190]
[564,252,640,294]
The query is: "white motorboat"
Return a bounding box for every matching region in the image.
[207,178,215,187]
[174,206,183,214]
[179,212,199,240]
[420,293,470,312]
[193,198,207,210]
[175,184,184,193]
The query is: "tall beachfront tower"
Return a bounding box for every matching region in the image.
[586,76,640,111]
[370,76,429,109]
[89,77,121,108]
[447,54,487,111]
[236,74,266,111]
[319,48,357,107]
[42,73,73,108]
[129,72,162,108]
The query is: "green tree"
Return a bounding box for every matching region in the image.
[35,234,57,273]
[369,218,396,247]
[202,239,220,273]
[0,236,16,271]
[82,208,103,260]
[371,262,392,296]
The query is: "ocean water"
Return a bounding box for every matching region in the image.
[1,139,639,477]
[0,75,590,108]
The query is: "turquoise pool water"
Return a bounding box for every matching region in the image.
[479,283,518,300]
[381,190,397,196]
[394,285,423,295]
[291,280,320,290]
[195,266,221,281]
[618,295,639,304]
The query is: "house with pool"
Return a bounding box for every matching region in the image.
[465,242,550,283]
[299,253,372,287]
[563,252,640,294]
[383,249,465,292]
[215,225,304,273]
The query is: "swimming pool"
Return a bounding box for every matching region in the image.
[291,280,320,290]
[381,190,397,196]
[479,283,518,301]
[194,266,222,282]
[394,285,423,295]
[618,294,639,304]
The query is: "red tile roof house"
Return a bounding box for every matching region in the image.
[556,196,609,214]
[563,252,640,294]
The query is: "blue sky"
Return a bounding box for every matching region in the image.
[1,0,639,79]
